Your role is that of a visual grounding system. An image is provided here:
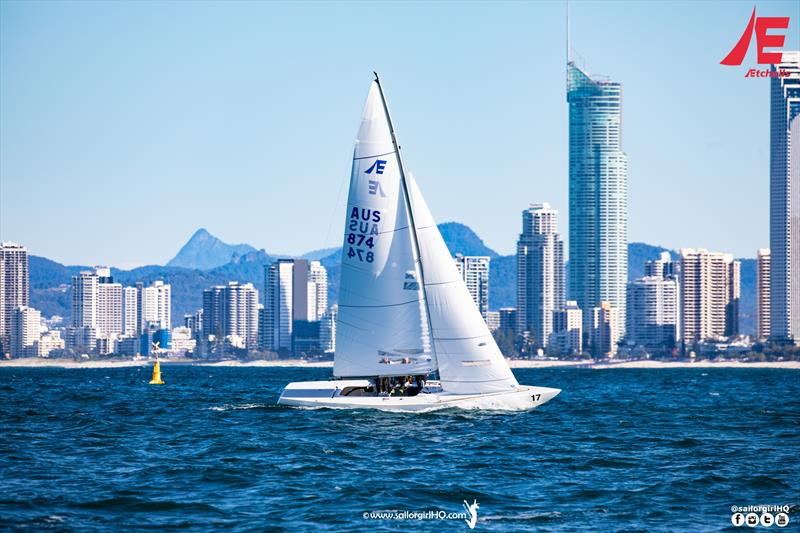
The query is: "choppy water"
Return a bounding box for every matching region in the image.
[1,366,798,531]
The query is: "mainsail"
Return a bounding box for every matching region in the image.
[335,77,519,394]
[334,82,433,378]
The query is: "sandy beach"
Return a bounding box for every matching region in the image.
[2,357,798,370]
[589,359,800,370]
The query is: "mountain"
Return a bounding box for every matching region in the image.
[166,228,256,270]
[437,222,499,257]
[28,225,758,336]
[299,247,340,260]
[628,242,675,280]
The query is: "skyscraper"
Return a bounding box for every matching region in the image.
[769,51,800,345]
[202,286,225,341]
[625,276,679,351]
[320,304,338,353]
[223,282,259,350]
[95,267,122,338]
[72,270,98,329]
[265,259,294,352]
[516,203,565,348]
[590,302,619,358]
[454,254,490,321]
[757,248,771,341]
[202,282,259,350]
[122,286,138,336]
[680,249,740,343]
[567,61,628,337]
[141,281,171,330]
[308,261,329,322]
[72,267,132,340]
[549,300,583,356]
[0,242,30,355]
[264,259,328,354]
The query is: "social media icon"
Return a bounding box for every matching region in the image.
[775,512,789,527]
[746,513,759,527]
[732,513,745,526]
[761,512,774,527]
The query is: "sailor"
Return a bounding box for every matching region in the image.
[404,376,420,397]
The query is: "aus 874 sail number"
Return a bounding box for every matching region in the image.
[347,207,380,263]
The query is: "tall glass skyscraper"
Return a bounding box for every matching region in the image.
[769,51,800,345]
[567,61,628,336]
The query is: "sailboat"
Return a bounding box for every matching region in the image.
[277,75,560,412]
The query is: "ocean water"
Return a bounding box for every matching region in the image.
[1,366,798,532]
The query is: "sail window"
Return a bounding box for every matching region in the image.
[461,360,492,367]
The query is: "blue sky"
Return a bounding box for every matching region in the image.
[1,0,798,267]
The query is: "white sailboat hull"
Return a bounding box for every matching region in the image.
[277,380,561,412]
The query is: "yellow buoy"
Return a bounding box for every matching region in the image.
[149,341,165,385]
[149,359,164,385]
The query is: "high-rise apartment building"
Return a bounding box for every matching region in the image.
[141,281,171,330]
[645,251,680,279]
[567,61,628,337]
[590,302,619,358]
[72,267,126,338]
[223,282,259,350]
[454,254,490,321]
[726,260,741,338]
[770,52,800,344]
[308,261,328,322]
[549,300,583,356]
[10,305,40,357]
[516,203,564,347]
[264,259,328,354]
[202,286,225,340]
[757,248,771,341]
[265,260,295,352]
[680,249,740,343]
[72,270,99,329]
[0,242,30,355]
[498,308,517,334]
[626,276,679,351]
[95,268,122,338]
[122,286,138,336]
[320,304,337,353]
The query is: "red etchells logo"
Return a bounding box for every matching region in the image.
[721,6,790,77]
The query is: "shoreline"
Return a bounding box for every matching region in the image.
[1,357,798,370]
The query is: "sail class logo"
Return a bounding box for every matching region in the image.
[365,159,387,174]
[365,159,388,196]
[720,6,791,78]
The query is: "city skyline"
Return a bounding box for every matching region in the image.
[2,1,799,267]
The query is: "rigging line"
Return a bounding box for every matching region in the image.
[322,152,353,252]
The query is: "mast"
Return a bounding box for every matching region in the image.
[372,72,439,375]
